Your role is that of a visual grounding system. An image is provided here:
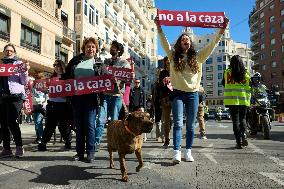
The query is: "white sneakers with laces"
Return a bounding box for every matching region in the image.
[172,150,181,164]
[184,149,194,162]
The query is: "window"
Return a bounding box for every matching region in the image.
[270,27,276,34]
[271,38,276,45]
[261,44,265,49]
[55,42,60,59]
[199,39,201,43]
[76,1,81,14]
[271,50,276,57]
[105,27,110,44]
[218,65,223,70]
[207,82,213,88]
[206,66,213,72]
[206,74,213,80]
[218,90,223,96]
[270,16,275,22]
[260,32,265,39]
[206,57,213,64]
[218,82,223,87]
[207,39,210,42]
[20,25,40,53]
[60,52,68,65]
[260,12,264,18]
[282,45,284,52]
[95,10,99,25]
[262,64,266,70]
[217,56,222,62]
[218,73,223,79]
[207,91,213,96]
[270,4,275,10]
[84,0,88,16]
[271,61,277,68]
[271,72,276,79]
[260,22,264,28]
[223,56,226,61]
[221,41,225,46]
[260,53,265,60]
[281,9,284,16]
[0,14,9,41]
[281,21,284,28]
[89,5,94,25]
[223,64,226,70]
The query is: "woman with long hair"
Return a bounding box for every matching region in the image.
[223,55,251,149]
[38,59,72,151]
[0,44,29,158]
[156,18,228,164]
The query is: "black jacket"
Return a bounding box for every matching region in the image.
[129,86,145,111]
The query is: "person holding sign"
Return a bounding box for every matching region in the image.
[155,15,228,164]
[63,37,100,163]
[0,44,29,158]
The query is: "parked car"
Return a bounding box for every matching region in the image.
[221,110,231,120]
[208,110,216,120]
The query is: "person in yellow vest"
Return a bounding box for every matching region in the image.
[223,55,251,149]
[156,18,229,163]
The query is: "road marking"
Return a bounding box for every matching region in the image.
[259,172,284,187]
[199,143,217,164]
[0,161,40,176]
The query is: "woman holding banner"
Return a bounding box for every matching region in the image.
[38,60,72,151]
[155,15,228,164]
[63,37,100,163]
[0,44,29,158]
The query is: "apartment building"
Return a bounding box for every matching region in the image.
[249,0,284,103]
[74,0,158,98]
[184,27,253,110]
[0,0,76,74]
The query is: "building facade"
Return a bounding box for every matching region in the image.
[185,27,253,110]
[74,0,158,98]
[249,0,284,103]
[0,0,76,74]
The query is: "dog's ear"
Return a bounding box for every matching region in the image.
[126,113,133,122]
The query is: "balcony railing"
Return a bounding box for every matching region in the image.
[63,26,76,42]
[104,10,115,25]
[113,0,123,11]
[114,20,123,32]
[20,40,40,53]
[0,31,10,41]
[28,0,42,7]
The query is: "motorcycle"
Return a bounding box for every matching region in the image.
[247,92,272,139]
[215,112,222,121]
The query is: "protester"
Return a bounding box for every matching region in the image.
[63,37,100,163]
[38,60,72,152]
[0,44,29,158]
[223,55,251,149]
[95,40,131,151]
[32,73,48,144]
[156,17,228,163]
[151,72,162,142]
[129,79,145,112]
[197,86,207,139]
[159,56,172,147]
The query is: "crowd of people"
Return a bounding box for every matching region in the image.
[1,15,264,164]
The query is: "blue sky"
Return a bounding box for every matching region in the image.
[155,0,256,56]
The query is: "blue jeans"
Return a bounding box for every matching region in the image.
[95,95,122,145]
[172,91,198,150]
[33,112,44,140]
[73,103,97,157]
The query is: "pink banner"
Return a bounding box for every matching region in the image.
[23,81,33,114]
[157,9,227,28]
[106,66,134,83]
[48,75,114,98]
[0,64,27,76]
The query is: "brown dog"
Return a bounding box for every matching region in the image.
[107,111,153,182]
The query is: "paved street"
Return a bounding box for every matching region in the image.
[0,121,284,189]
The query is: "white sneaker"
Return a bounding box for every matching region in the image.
[184,149,194,162]
[172,150,181,164]
[201,135,207,140]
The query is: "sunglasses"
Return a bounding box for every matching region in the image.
[53,64,61,68]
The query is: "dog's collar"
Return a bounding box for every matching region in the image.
[124,123,136,137]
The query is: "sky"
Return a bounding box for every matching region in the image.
[155,0,256,57]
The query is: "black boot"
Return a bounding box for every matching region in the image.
[38,142,47,151]
[241,134,248,147]
[163,138,170,147]
[235,137,243,149]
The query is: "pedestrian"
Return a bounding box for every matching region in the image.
[0,44,29,158]
[151,73,162,142]
[38,60,72,152]
[129,79,145,112]
[159,56,172,147]
[31,72,48,144]
[197,86,207,139]
[156,18,228,163]
[63,37,100,162]
[223,55,251,149]
[95,40,131,151]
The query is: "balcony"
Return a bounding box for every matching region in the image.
[139,47,146,56]
[251,41,259,51]
[134,41,141,51]
[251,63,260,71]
[28,0,42,7]
[123,31,130,41]
[106,0,113,3]
[250,30,258,41]
[0,31,10,41]
[113,0,123,12]
[129,36,136,47]
[251,51,260,61]
[134,23,141,33]
[123,6,131,21]
[113,20,123,34]
[103,10,115,27]
[63,26,76,45]
[138,0,144,6]
[139,29,146,40]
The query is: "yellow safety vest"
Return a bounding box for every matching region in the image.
[223,69,251,106]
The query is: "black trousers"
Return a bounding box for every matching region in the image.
[228,105,248,139]
[41,101,72,144]
[0,97,23,150]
